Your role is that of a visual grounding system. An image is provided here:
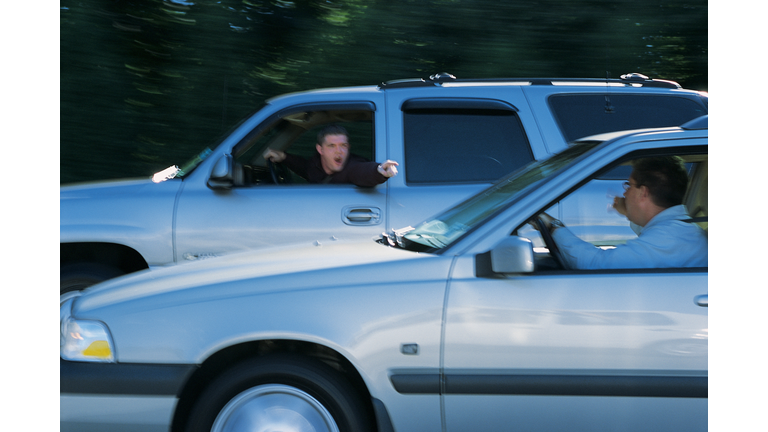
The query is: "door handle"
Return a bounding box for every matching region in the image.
[342,206,382,225]
[694,294,708,307]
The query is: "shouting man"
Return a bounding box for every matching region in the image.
[263,124,398,187]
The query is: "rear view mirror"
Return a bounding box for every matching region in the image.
[208,154,234,189]
[489,236,535,274]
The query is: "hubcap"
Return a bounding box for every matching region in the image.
[211,384,339,432]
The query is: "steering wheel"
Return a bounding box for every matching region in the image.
[266,159,280,184]
[266,159,292,185]
[535,216,568,269]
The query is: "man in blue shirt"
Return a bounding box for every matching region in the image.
[535,156,708,270]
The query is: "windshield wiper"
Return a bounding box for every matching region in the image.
[378,226,435,252]
[379,227,411,248]
[407,234,447,249]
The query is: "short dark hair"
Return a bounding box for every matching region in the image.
[631,156,688,208]
[317,124,349,145]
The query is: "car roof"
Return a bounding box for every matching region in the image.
[378,72,684,90]
[266,73,706,105]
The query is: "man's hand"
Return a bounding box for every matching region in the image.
[612,196,627,216]
[378,160,399,178]
[263,148,286,163]
[529,212,557,231]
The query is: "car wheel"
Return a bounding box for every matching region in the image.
[60,263,123,296]
[185,354,373,432]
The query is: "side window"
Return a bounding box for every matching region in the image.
[520,151,708,269]
[403,100,533,184]
[550,94,707,142]
[233,106,374,185]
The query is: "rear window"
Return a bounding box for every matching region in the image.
[550,94,707,142]
[403,107,533,184]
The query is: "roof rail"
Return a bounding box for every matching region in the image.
[379,72,457,89]
[618,73,681,89]
[379,73,682,89]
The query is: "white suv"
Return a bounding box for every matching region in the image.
[60,73,707,293]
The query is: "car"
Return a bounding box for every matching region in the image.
[60,73,708,293]
[60,118,708,432]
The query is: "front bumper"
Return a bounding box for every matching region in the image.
[60,359,197,432]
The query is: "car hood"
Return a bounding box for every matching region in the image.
[61,177,179,200]
[73,239,438,316]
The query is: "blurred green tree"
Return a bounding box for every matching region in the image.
[60,0,706,184]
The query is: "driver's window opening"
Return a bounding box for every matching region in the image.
[518,152,708,270]
[234,109,374,186]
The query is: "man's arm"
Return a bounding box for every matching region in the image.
[533,212,646,270]
[263,148,286,163]
[343,158,399,187]
[263,148,310,181]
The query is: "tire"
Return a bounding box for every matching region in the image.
[185,354,373,432]
[60,263,123,295]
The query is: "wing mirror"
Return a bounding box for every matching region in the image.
[488,236,535,274]
[207,154,234,189]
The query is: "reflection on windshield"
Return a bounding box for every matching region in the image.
[402,141,602,251]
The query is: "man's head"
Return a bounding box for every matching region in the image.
[316,124,350,175]
[623,156,688,226]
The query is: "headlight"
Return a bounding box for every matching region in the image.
[60,297,116,362]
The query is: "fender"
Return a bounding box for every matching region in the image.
[60,178,181,267]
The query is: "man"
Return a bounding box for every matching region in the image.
[534,156,707,269]
[263,124,399,187]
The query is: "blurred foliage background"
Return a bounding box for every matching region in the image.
[60,0,707,184]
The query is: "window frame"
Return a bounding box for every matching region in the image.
[548,93,708,142]
[519,145,709,273]
[401,98,534,185]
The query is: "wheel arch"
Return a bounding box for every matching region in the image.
[60,242,150,276]
[172,338,385,432]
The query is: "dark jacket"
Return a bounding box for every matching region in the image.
[282,153,388,187]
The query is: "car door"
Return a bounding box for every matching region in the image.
[442,263,707,431]
[441,145,709,431]
[173,98,388,262]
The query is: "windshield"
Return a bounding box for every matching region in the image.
[152,106,266,182]
[393,141,602,251]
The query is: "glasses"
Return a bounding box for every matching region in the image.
[622,181,642,191]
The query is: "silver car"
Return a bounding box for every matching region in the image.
[60,73,708,292]
[60,119,708,432]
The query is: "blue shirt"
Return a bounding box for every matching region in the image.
[552,205,708,270]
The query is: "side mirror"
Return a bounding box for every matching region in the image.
[489,236,535,274]
[207,154,234,189]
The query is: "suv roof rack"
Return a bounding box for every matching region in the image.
[379,72,682,89]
